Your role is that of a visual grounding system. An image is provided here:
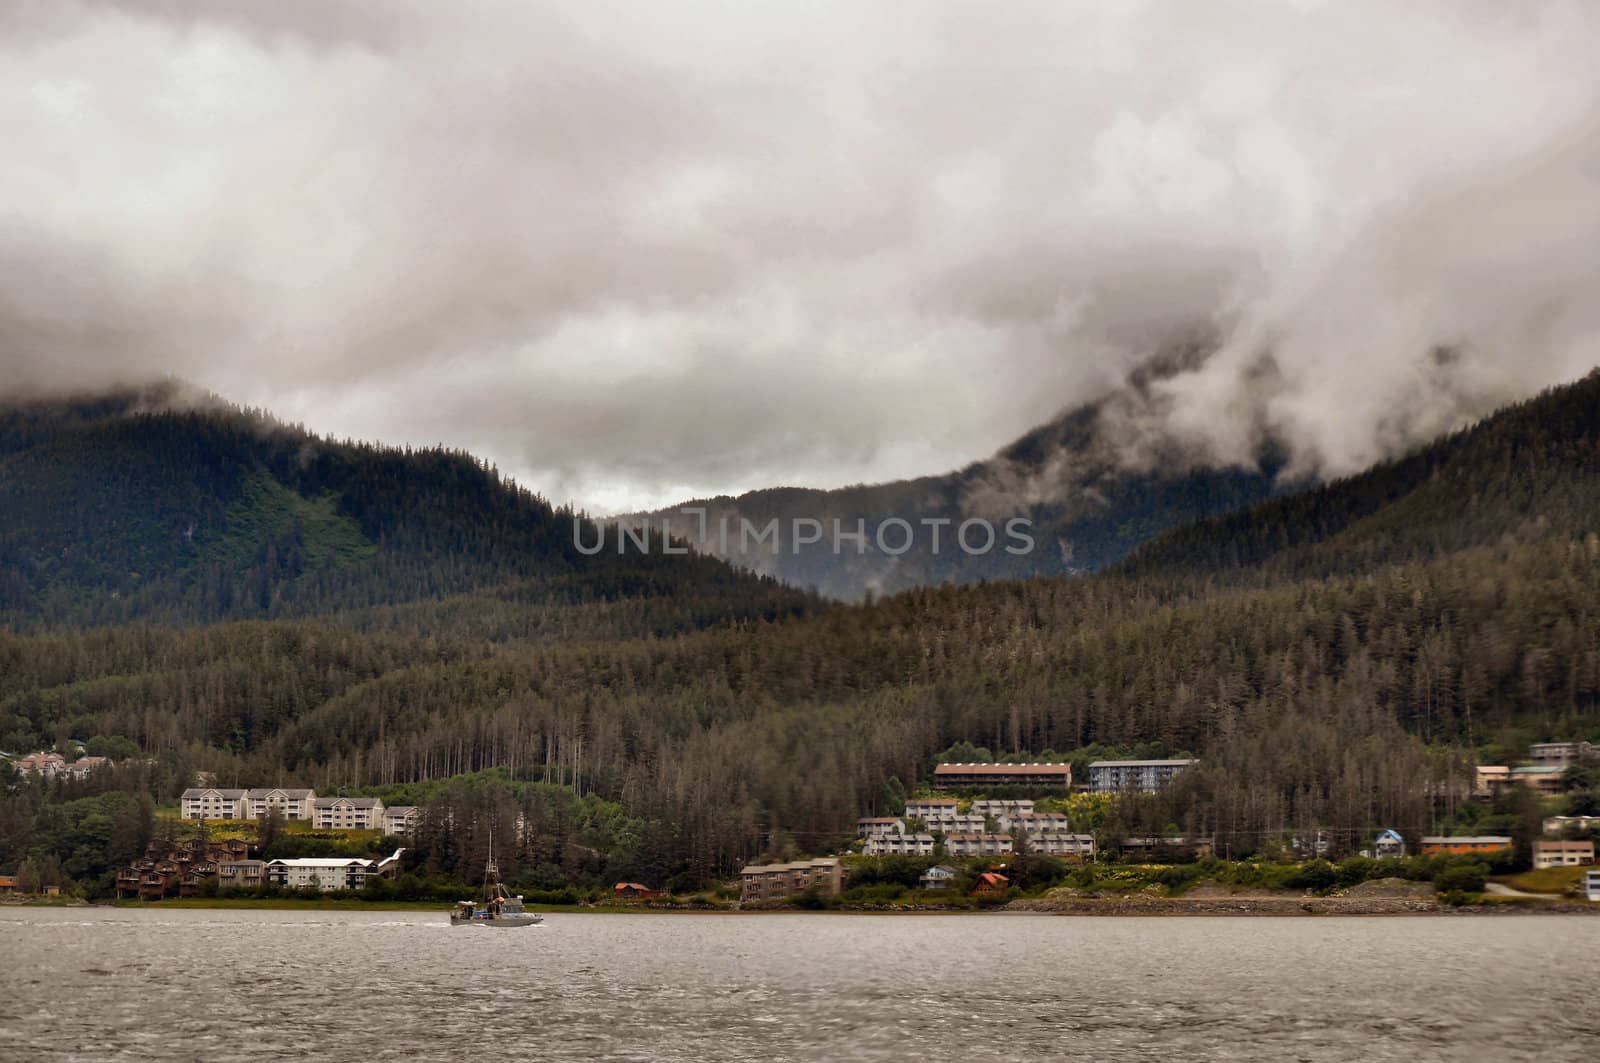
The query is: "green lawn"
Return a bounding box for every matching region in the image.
[1497,865,1588,895]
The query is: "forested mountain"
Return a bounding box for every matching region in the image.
[4,370,1600,888]
[0,383,813,632]
[627,351,1284,600]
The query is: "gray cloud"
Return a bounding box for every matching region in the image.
[2,1,1597,511]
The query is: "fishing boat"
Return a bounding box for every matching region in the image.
[449,839,542,928]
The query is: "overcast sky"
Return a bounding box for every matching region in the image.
[3,1,1598,512]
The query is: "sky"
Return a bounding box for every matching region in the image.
[3,1,1599,513]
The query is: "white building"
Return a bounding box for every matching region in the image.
[180,788,249,820]
[1026,832,1096,859]
[265,849,404,891]
[1087,760,1196,794]
[943,833,1014,857]
[1000,811,1073,834]
[1532,840,1595,869]
[243,788,317,821]
[1543,815,1600,836]
[864,833,936,856]
[1586,869,1600,902]
[381,806,421,836]
[313,797,386,830]
[919,865,957,891]
[904,799,959,826]
[857,817,905,839]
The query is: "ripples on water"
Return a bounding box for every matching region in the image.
[1,908,1596,1061]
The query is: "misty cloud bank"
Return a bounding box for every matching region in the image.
[2,1,1597,511]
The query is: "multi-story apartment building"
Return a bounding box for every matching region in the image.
[738,859,844,902]
[904,799,958,823]
[1001,811,1073,834]
[1543,815,1600,835]
[180,788,250,820]
[1420,835,1512,856]
[1531,840,1595,869]
[243,788,317,821]
[1025,832,1095,859]
[265,849,405,891]
[857,817,905,839]
[864,833,935,857]
[1087,760,1195,794]
[932,763,1072,789]
[942,833,1014,857]
[1528,742,1595,768]
[381,805,421,836]
[313,797,387,830]
[969,800,1034,819]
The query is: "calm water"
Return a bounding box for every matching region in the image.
[2,908,1597,1061]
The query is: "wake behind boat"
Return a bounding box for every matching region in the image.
[449,840,542,928]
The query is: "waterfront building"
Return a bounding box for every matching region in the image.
[1373,829,1406,858]
[933,763,1072,789]
[738,859,843,903]
[1087,760,1195,794]
[1586,869,1600,902]
[1531,840,1595,869]
[919,865,957,891]
[1119,836,1214,861]
[265,849,404,891]
[971,872,1009,896]
[1420,836,1512,856]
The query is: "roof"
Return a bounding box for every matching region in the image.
[1532,839,1595,850]
[857,817,902,824]
[905,798,958,806]
[739,858,840,875]
[314,797,384,808]
[1510,765,1561,775]
[384,805,419,815]
[1088,759,1196,768]
[245,788,315,799]
[0,875,16,887]
[180,788,247,799]
[933,763,1070,775]
[1475,765,1511,773]
[614,882,655,891]
[1421,836,1513,845]
[265,857,372,868]
[920,865,956,877]
[977,872,1009,885]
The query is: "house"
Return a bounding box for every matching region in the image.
[1087,760,1195,794]
[863,833,935,856]
[1586,870,1600,902]
[1474,766,1512,796]
[918,865,957,891]
[1531,840,1595,869]
[613,882,664,900]
[969,800,1034,818]
[15,752,68,778]
[971,872,1009,896]
[856,817,905,839]
[1373,830,1406,858]
[0,875,15,894]
[1420,836,1513,856]
[1543,815,1600,836]
[180,788,249,820]
[313,796,386,830]
[243,788,317,821]
[218,860,267,889]
[738,859,844,902]
[1528,742,1595,769]
[942,832,1014,857]
[381,806,421,836]
[933,763,1072,789]
[64,756,112,779]
[1510,766,1565,795]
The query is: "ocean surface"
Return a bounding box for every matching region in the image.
[1,907,1596,1061]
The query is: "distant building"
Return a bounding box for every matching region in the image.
[180,788,249,821]
[1088,760,1195,794]
[971,872,1009,896]
[265,849,403,891]
[1420,836,1512,856]
[0,875,16,894]
[1543,815,1600,836]
[943,833,1014,857]
[1528,742,1595,769]
[1473,766,1511,796]
[1531,840,1595,870]
[243,788,317,821]
[933,763,1071,789]
[1373,830,1406,858]
[857,817,905,839]
[1510,766,1565,796]
[313,797,386,830]
[1025,832,1095,860]
[14,752,68,778]
[1119,836,1213,861]
[381,806,420,836]
[903,799,959,823]
[64,756,112,779]
[218,860,267,890]
[613,882,664,900]
[738,859,843,903]
[863,833,935,857]
[919,865,957,891]
[970,800,1034,819]
[1001,811,1073,835]
[1586,869,1600,902]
